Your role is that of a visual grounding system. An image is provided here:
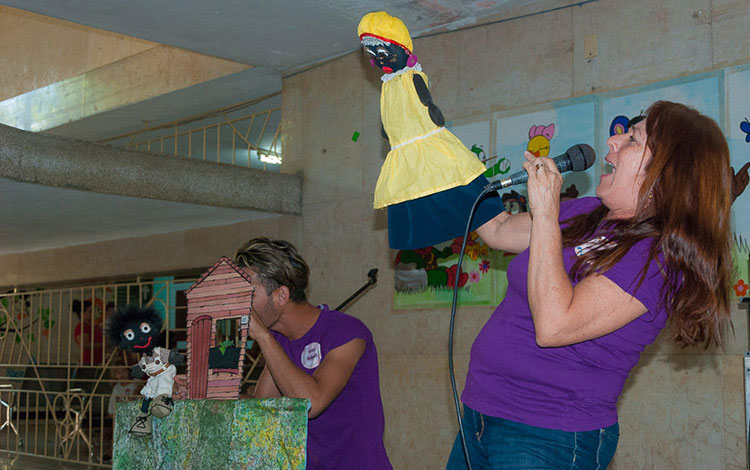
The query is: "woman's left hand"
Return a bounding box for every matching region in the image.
[522,151,563,219]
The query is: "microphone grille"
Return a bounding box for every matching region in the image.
[567,144,596,172]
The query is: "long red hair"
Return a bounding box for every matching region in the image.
[561,101,733,348]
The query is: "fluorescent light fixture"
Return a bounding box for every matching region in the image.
[259,153,282,165]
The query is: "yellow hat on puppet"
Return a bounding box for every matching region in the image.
[358,11,413,54]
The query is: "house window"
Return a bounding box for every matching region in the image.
[209,318,242,371]
[215,318,241,349]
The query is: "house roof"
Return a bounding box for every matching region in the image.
[184,256,253,296]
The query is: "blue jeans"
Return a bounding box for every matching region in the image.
[446,405,619,470]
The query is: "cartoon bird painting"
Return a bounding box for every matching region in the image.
[527,124,554,157]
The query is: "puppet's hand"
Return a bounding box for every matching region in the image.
[169,351,185,366]
[413,74,445,127]
[131,364,146,379]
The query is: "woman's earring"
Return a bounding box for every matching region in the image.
[406,54,418,67]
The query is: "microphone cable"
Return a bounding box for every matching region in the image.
[449,183,498,470]
[449,146,595,466]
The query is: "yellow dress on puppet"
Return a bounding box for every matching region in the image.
[374,66,486,208]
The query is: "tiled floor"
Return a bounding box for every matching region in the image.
[0,422,111,469]
[0,455,103,469]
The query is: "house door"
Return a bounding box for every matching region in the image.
[189,315,211,398]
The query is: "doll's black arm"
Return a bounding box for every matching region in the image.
[169,350,185,366]
[381,123,389,141]
[131,364,146,379]
[412,74,445,127]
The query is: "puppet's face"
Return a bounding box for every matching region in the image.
[139,348,170,375]
[107,306,164,356]
[505,199,523,215]
[362,41,408,74]
[502,191,527,215]
[119,319,160,354]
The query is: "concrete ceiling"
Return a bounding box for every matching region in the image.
[0,0,564,73]
[0,0,567,261]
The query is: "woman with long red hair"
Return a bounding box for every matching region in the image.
[447,101,734,469]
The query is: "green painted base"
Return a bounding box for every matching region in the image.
[113,398,309,470]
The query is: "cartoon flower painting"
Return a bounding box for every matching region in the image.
[734,279,749,297]
[445,264,469,289]
[479,259,491,273]
[466,242,488,261]
[469,271,481,283]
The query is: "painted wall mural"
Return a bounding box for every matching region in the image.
[726,67,750,304]
[392,66,750,309]
[496,99,597,198]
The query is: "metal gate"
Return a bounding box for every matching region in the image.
[0,278,264,467]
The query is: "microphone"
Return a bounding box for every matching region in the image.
[486,144,596,190]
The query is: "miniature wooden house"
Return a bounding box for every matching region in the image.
[185,257,254,399]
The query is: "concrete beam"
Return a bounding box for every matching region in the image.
[0,45,250,133]
[0,123,302,214]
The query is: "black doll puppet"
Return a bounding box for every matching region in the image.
[358,11,504,250]
[106,306,184,436]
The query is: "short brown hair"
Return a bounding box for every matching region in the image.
[234,238,309,303]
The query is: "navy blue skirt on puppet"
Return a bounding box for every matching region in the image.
[357,11,504,250]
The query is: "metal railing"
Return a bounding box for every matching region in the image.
[0,278,264,467]
[99,93,282,170]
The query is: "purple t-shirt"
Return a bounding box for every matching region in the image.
[272,305,392,470]
[462,197,668,432]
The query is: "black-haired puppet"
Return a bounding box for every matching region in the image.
[106,306,184,436]
[358,11,504,250]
